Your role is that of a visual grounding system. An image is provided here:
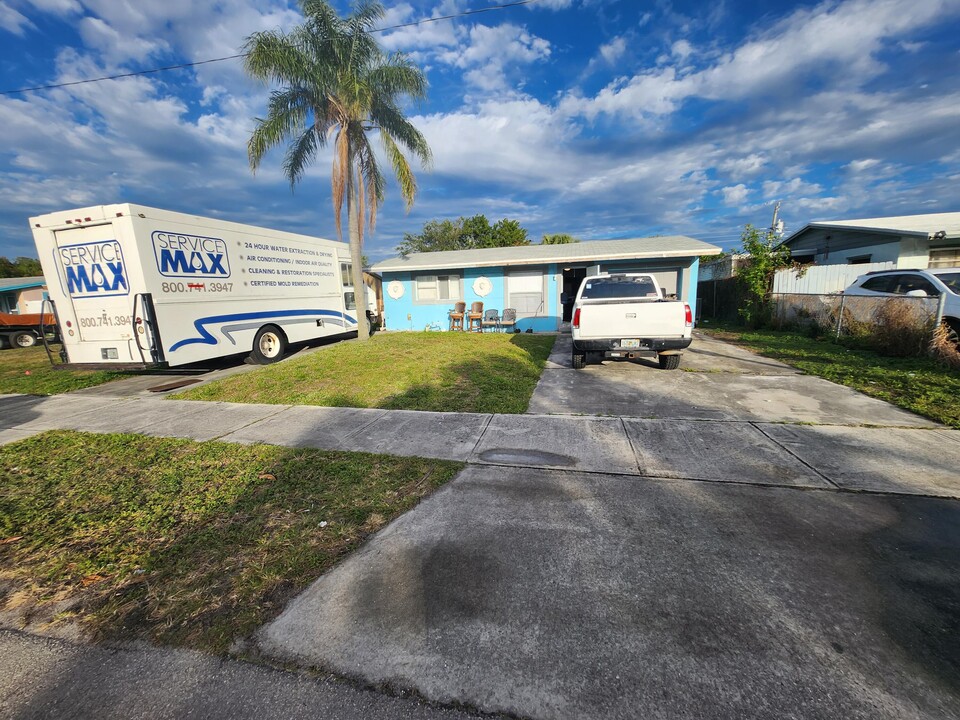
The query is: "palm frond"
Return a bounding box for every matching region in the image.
[331,126,351,240]
[248,95,308,172]
[367,54,429,101]
[380,131,418,210]
[352,127,385,232]
[370,99,432,167]
[282,125,322,187]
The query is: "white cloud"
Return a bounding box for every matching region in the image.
[671,39,693,59]
[599,36,627,65]
[721,184,749,206]
[22,0,81,14]
[718,154,768,180]
[844,158,881,173]
[562,0,960,120]
[762,177,823,199]
[0,2,33,34]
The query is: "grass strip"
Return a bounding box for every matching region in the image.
[703,327,960,428]
[0,430,463,653]
[176,331,557,414]
[0,346,130,395]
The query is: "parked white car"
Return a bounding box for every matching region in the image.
[842,267,960,341]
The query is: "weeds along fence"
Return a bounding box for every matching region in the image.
[771,293,941,357]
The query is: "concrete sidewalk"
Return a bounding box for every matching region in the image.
[2,392,960,498]
[0,630,484,720]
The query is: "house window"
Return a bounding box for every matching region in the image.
[415,274,460,302]
[929,248,960,269]
[507,270,545,318]
[847,254,872,264]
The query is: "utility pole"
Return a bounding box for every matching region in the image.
[770,201,783,236]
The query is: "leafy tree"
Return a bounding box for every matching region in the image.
[461,214,495,248]
[735,225,794,326]
[244,0,431,341]
[397,215,530,254]
[541,233,578,245]
[491,219,529,247]
[0,256,43,278]
[397,219,463,255]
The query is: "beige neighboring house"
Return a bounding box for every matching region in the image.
[780,212,960,268]
[0,276,47,314]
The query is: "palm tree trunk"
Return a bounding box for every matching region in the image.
[347,159,371,341]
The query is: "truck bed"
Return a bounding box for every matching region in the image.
[0,312,54,329]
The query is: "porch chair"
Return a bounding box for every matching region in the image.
[467,301,484,332]
[449,301,466,331]
[500,308,517,333]
[481,309,500,332]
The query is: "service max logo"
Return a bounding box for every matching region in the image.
[57,240,129,298]
[152,231,231,279]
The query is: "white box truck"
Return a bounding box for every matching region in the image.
[31,203,362,368]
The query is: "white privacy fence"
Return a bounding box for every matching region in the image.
[773,262,895,294]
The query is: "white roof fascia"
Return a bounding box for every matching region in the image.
[372,237,720,273]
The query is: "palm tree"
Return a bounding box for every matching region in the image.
[243,0,432,340]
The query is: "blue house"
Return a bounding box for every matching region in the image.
[371,236,720,332]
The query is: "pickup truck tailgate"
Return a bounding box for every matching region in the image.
[576,300,686,339]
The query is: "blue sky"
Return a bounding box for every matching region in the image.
[1,0,958,260]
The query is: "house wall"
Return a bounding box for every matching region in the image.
[380,256,700,332]
[17,287,45,313]
[787,228,960,268]
[381,264,559,332]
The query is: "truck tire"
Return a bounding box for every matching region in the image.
[658,354,681,370]
[251,325,287,364]
[12,331,37,348]
[572,351,586,369]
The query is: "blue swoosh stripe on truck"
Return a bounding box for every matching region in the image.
[169,309,358,352]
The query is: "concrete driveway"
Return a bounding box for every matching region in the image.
[528,332,935,425]
[257,333,960,719]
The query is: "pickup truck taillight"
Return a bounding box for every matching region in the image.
[684,303,693,327]
[573,308,581,329]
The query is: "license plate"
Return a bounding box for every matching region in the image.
[621,338,641,348]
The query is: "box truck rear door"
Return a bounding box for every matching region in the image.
[52,224,135,345]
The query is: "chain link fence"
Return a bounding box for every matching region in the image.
[771,293,942,356]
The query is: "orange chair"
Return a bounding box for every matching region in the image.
[449,301,466,331]
[467,301,483,332]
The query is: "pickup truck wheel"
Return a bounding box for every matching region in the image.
[658,354,681,370]
[12,331,37,348]
[572,351,586,369]
[251,325,287,364]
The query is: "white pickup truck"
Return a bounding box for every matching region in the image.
[571,273,693,370]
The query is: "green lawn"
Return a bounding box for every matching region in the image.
[0,431,463,653]
[176,331,557,414]
[0,346,130,395]
[704,327,960,429]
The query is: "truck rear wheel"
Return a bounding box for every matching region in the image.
[572,351,586,369]
[251,325,287,364]
[658,354,681,370]
[12,331,37,348]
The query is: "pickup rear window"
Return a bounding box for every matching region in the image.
[580,277,659,300]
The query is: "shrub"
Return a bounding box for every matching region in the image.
[929,322,960,369]
[870,299,933,357]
